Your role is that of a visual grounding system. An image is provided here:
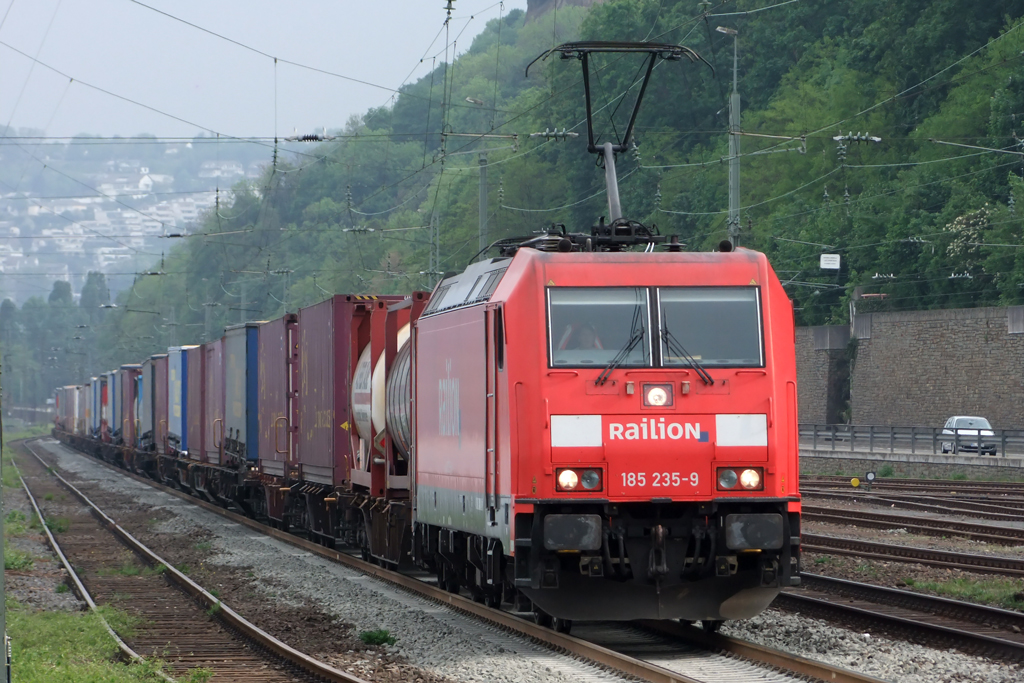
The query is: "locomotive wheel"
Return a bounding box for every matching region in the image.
[533,610,553,628]
[552,617,572,634]
[701,620,723,634]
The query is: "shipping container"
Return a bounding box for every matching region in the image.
[225,323,262,463]
[153,354,168,454]
[120,365,142,446]
[141,357,155,444]
[99,375,109,438]
[83,380,93,436]
[297,295,404,487]
[91,378,101,435]
[111,370,122,439]
[204,339,225,464]
[74,385,85,435]
[167,346,198,452]
[186,346,204,460]
[258,315,294,477]
[141,354,168,452]
[297,297,351,485]
[104,371,116,440]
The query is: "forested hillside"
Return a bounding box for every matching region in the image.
[7,0,1024,404]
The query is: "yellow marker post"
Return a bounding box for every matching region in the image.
[851,478,860,488]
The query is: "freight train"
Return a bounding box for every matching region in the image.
[52,42,801,633]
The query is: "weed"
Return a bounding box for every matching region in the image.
[878,464,895,478]
[906,577,1024,611]
[206,602,221,618]
[5,547,35,571]
[43,493,54,502]
[193,541,211,552]
[813,556,832,565]
[359,629,397,646]
[950,472,968,481]
[55,583,69,594]
[45,517,70,533]
[5,510,29,536]
[184,667,214,683]
[98,563,142,577]
[209,589,220,599]
[5,510,27,524]
[176,564,191,575]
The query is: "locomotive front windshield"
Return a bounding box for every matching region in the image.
[659,287,763,367]
[548,288,651,367]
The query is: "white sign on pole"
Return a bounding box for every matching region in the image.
[820,254,841,270]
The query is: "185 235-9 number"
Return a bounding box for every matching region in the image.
[621,472,699,488]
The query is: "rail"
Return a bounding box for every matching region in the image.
[800,423,1024,457]
[21,439,369,683]
[50,432,884,683]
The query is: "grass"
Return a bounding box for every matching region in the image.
[206,601,221,618]
[878,464,896,478]
[359,629,397,646]
[6,598,168,682]
[6,510,29,535]
[5,545,35,571]
[46,516,71,533]
[97,563,166,578]
[813,556,833,565]
[902,576,1024,611]
[183,668,214,683]
[193,541,211,552]
[56,583,70,594]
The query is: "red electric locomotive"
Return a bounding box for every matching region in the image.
[412,247,800,627]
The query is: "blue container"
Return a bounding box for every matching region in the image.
[167,346,198,452]
[224,322,262,462]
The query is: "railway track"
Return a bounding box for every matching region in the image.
[802,476,1024,493]
[803,488,1024,521]
[802,504,1024,545]
[16,439,369,683]
[777,574,1024,663]
[36,437,885,683]
[803,533,1024,576]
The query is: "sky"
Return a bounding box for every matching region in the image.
[0,0,529,139]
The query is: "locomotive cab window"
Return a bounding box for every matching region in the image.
[548,287,651,367]
[658,287,764,367]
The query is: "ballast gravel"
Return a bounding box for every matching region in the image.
[40,439,1024,683]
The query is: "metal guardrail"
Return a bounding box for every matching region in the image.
[799,424,1024,457]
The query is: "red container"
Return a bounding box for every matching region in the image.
[258,315,295,477]
[120,365,142,446]
[297,297,350,485]
[186,346,204,461]
[204,339,225,464]
[154,354,169,454]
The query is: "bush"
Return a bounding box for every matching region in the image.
[359,629,397,646]
[878,464,895,478]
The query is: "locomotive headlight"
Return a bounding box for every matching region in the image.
[643,383,674,407]
[739,468,762,490]
[717,468,738,489]
[580,469,602,490]
[556,468,580,491]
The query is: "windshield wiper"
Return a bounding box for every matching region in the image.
[596,303,645,386]
[596,328,644,386]
[661,326,714,385]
